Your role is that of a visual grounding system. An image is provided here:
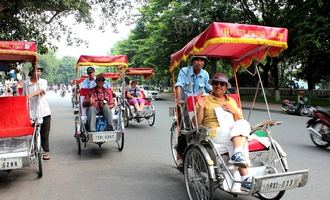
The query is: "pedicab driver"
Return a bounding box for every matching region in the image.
[193,72,252,191]
[83,74,115,132]
[81,67,111,89]
[174,55,212,167]
[23,65,52,160]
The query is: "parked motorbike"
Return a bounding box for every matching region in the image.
[281,99,313,117]
[306,106,330,148]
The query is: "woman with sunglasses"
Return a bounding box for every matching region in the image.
[193,72,252,192]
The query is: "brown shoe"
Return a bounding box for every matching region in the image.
[43,153,50,160]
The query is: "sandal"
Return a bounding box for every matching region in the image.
[43,153,50,160]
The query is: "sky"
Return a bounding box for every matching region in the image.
[54,13,134,59]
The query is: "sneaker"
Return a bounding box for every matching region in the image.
[177,159,183,168]
[229,152,248,168]
[241,177,252,192]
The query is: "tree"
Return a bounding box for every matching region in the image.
[0,0,146,53]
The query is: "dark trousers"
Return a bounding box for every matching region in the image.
[176,104,191,155]
[41,115,51,152]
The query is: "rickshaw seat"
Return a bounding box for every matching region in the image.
[248,139,267,152]
[0,96,34,138]
[125,90,151,106]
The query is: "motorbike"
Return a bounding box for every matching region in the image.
[281,99,313,117]
[306,106,330,148]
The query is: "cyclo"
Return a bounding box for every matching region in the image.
[121,68,156,127]
[169,22,309,200]
[74,55,127,154]
[0,41,43,177]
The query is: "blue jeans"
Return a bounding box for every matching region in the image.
[87,104,114,132]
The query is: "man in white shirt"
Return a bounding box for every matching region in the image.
[23,65,52,160]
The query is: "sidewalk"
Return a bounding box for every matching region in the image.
[159,92,283,113]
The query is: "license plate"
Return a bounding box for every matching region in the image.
[259,174,302,192]
[0,157,22,170]
[93,132,117,142]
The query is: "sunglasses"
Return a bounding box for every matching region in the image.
[96,78,105,82]
[87,72,94,75]
[212,81,226,86]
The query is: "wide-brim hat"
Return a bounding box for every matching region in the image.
[190,55,209,64]
[209,73,231,88]
[96,73,105,80]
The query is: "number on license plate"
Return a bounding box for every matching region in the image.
[260,174,302,192]
[93,132,116,142]
[0,158,22,170]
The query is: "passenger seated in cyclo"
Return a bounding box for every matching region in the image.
[82,74,115,132]
[126,80,145,115]
[193,73,252,191]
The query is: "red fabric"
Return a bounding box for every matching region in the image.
[77,55,128,67]
[0,41,37,63]
[248,139,267,152]
[170,22,288,71]
[80,88,90,96]
[186,96,199,112]
[101,72,121,80]
[126,68,154,79]
[0,96,34,138]
[228,93,241,108]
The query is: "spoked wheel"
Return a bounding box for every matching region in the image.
[310,122,330,148]
[35,130,43,178]
[76,135,81,154]
[37,151,43,178]
[122,105,130,128]
[116,132,125,151]
[170,122,180,168]
[184,146,214,200]
[146,113,155,126]
[75,116,82,154]
[257,147,287,200]
[300,107,312,117]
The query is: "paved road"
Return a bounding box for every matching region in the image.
[0,92,329,200]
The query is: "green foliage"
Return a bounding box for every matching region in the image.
[0,0,145,53]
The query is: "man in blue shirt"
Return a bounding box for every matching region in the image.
[81,67,111,89]
[174,55,212,167]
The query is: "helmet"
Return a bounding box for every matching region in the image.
[87,67,95,73]
[190,55,209,64]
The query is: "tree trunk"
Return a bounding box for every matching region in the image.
[210,58,217,78]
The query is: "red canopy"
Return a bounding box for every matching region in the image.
[125,68,154,79]
[170,22,288,71]
[0,41,37,63]
[100,72,121,80]
[76,55,128,70]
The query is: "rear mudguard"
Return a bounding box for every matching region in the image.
[272,140,289,170]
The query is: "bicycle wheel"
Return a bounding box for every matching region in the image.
[170,122,179,168]
[147,113,155,126]
[257,147,287,200]
[184,146,214,200]
[117,132,124,151]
